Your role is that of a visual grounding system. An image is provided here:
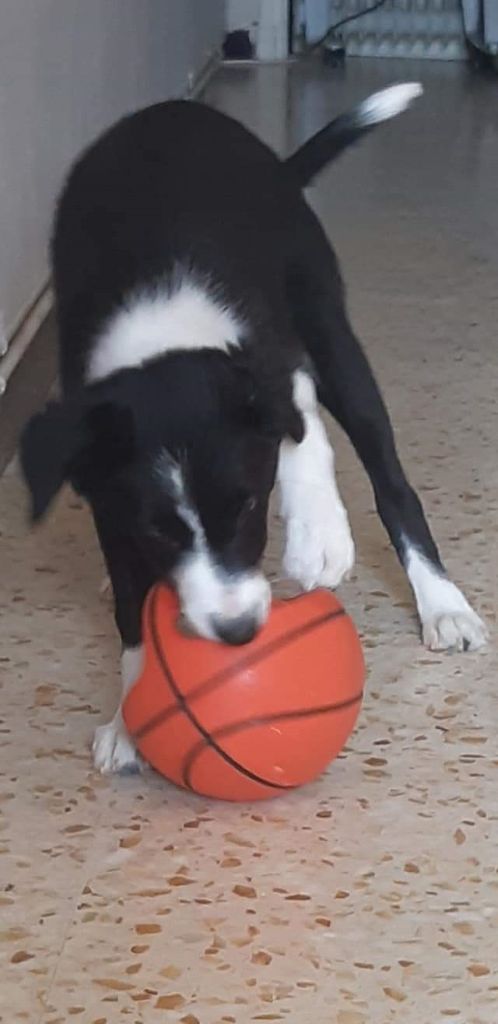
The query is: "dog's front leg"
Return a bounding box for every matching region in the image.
[90,508,150,773]
[92,646,144,774]
[277,370,355,591]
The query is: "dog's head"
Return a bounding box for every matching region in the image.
[21,350,303,643]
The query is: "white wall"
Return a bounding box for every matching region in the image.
[226,0,261,36]
[0,0,224,343]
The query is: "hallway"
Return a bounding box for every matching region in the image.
[0,57,496,1023]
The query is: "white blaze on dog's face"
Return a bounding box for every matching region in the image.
[156,452,272,645]
[174,547,271,645]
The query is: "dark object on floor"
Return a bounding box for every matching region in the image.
[322,42,346,68]
[223,30,254,61]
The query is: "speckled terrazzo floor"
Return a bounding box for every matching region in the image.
[1,59,497,1024]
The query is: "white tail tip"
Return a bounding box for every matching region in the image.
[357,83,423,127]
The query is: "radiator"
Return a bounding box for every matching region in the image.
[304,1,467,60]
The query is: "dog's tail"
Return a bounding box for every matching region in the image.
[285,82,423,188]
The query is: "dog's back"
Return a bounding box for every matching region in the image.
[54,86,423,392]
[53,100,299,391]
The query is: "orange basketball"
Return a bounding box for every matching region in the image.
[122,584,365,801]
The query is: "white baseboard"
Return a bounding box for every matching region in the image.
[0,283,53,396]
[188,48,221,98]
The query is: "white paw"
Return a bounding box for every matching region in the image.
[92,715,142,774]
[423,610,488,652]
[405,545,488,653]
[283,513,355,591]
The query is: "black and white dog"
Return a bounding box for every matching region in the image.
[21,84,487,773]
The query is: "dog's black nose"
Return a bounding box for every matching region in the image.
[212,614,259,646]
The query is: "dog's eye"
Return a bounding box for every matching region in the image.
[238,495,257,520]
[149,525,182,550]
[149,512,190,549]
[223,492,255,523]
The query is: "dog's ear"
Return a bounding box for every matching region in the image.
[20,398,135,522]
[20,400,84,522]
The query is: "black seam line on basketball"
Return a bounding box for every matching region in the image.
[183,690,364,792]
[132,605,346,741]
[146,591,348,793]
[146,588,291,791]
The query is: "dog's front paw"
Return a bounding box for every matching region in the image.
[283,513,355,591]
[423,610,488,652]
[92,715,143,775]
